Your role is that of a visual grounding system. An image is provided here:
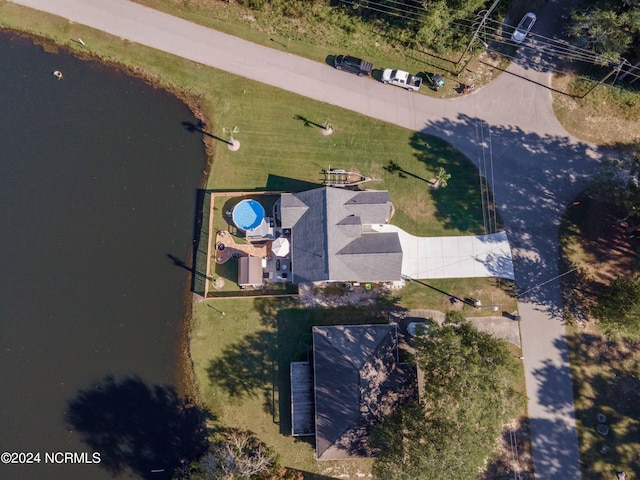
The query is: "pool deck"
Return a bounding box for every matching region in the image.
[214,231,267,264]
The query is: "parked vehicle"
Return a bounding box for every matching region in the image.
[458,83,476,94]
[511,12,536,43]
[333,55,373,76]
[381,69,422,91]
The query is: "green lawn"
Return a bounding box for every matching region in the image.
[206,87,492,238]
[1,5,519,478]
[191,297,383,478]
[132,0,468,89]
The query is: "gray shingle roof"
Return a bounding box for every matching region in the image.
[280,187,402,283]
[312,324,416,460]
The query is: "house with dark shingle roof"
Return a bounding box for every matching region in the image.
[309,324,417,460]
[279,187,403,284]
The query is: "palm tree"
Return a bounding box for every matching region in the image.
[432,167,451,188]
[222,126,239,143]
[222,126,240,151]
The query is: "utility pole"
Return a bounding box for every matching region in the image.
[580,61,624,98]
[615,58,637,82]
[457,0,501,68]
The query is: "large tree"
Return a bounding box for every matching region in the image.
[591,143,640,223]
[372,312,525,480]
[179,430,284,480]
[566,1,640,64]
[592,277,640,337]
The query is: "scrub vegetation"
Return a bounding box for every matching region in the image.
[559,152,640,478]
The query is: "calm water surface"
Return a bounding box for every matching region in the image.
[0,32,206,479]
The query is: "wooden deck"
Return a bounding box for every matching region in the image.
[214,230,268,264]
[290,362,315,436]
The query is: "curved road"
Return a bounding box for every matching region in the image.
[11,0,611,477]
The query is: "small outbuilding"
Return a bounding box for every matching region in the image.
[238,256,263,287]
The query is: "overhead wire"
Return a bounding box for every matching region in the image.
[452,19,612,65]
[334,0,640,81]
[335,0,422,22]
[449,20,640,80]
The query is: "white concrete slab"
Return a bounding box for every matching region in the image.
[371,225,515,280]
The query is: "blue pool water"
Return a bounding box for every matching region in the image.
[232,199,265,231]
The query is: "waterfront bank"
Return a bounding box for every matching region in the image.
[0,29,207,480]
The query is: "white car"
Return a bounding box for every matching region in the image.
[511,12,536,43]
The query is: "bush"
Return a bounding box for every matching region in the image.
[592,277,640,337]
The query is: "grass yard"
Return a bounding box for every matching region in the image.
[399,277,517,314]
[552,74,640,146]
[0,2,493,243]
[132,0,507,98]
[191,276,521,478]
[191,297,390,479]
[1,5,522,478]
[206,90,493,238]
[559,194,640,479]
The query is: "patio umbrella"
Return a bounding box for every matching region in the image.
[271,237,290,257]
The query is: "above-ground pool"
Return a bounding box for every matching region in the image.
[232,199,265,231]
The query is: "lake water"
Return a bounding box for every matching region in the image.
[0,32,207,479]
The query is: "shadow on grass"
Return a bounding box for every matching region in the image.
[535,335,640,479]
[213,258,239,285]
[482,416,535,480]
[384,160,431,183]
[417,113,624,317]
[409,131,501,234]
[206,296,399,436]
[182,120,231,146]
[265,174,322,192]
[66,375,212,480]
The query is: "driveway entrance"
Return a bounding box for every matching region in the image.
[371,225,515,280]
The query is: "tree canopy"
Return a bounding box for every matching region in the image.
[233,0,496,51]
[591,144,640,222]
[371,312,525,480]
[566,1,640,64]
[176,429,301,480]
[593,277,640,337]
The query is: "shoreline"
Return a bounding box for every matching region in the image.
[2,27,211,406]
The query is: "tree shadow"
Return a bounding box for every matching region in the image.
[293,114,328,130]
[532,334,640,478]
[418,113,620,314]
[182,120,231,146]
[409,131,501,234]
[383,160,430,183]
[66,375,212,480]
[206,296,400,436]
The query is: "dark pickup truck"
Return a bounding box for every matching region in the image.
[334,55,373,76]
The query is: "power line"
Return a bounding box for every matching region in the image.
[450,16,611,65]
[333,1,640,82]
[476,119,488,235]
[452,19,611,65]
[335,0,421,22]
[449,21,640,81]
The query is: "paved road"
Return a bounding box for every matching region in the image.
[11,0,611,477]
